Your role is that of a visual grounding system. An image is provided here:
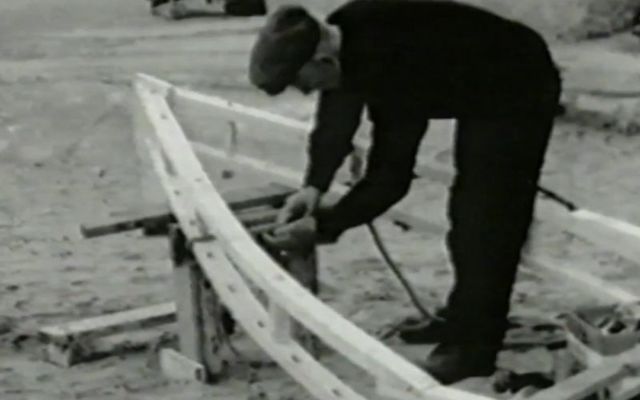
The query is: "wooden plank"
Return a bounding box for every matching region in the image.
[566,341,640,400]
[566,330,605,368]
[269,302,293,344]
[197,274,225,381]
[527,361,629,400]
[159,348,206,382]
[376,376,424,400]
[235,206,279,229]
[275,249,320,354]
[81,189,287,240]
[194,136,636,307]
[615,377,640,400]
[39,302,176,344]
[138,73,370,163]
[521,255,639,304]
[80,213,174,238]
[43,324,175,367]
[540,207,640,264]
[136,82,492,400]
[132,74,169,211]
[169,227,203,362]
[222,182,294,212]
[416,158,640,265]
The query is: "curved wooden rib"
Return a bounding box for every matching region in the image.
[134,78,495,400]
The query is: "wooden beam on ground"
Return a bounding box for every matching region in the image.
[521,255,640,304]
[41,314,176,367]
[526,361,630,400]
[159,348,207,382]
[540,207,640,264]
[135,80,493,400]
[564,332,640,400]
[39,302,177,345]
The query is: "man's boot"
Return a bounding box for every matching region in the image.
[422,342,499,384]
[398,308,451,344]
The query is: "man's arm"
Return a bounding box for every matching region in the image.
[315,112,429,240]
[303,89,365,192]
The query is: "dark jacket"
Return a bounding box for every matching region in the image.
[305,0,561,239]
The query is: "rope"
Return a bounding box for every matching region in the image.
[347,151,443,325]
[366,221,444,322]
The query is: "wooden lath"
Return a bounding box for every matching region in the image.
[135,77,495,400]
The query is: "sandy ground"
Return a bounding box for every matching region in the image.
[1,0,640,399]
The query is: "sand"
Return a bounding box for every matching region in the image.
[0,0,639,399]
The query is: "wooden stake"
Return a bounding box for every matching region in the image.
[169,225,203,362]
[159,348,206,382]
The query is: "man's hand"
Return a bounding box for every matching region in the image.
[263,216,318,253]
[277,186,322,224]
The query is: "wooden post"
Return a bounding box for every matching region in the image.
[198,276,226,381]
[263,243,320,355]
[168,225,224,382]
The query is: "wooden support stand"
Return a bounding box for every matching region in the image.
[165,225,224,382]
[263,245,320,356]
[39,183,304,371]
[161,185,321,382]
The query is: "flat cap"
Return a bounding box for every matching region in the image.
[249,5,321,95]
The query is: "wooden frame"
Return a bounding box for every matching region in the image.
[133,73,640,400]
[139,73,640,264]
[134,74,496,400]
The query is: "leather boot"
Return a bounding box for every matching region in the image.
[398,308,451,344]
[423,342,498,384]
[398,318,450,344]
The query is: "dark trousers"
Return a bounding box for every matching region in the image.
[443,112,555,346]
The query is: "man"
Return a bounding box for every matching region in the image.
[250,0,561,384]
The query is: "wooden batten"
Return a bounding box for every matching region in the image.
[526,361,631,400]
[159,348,207,382]
[39,302,177,346]
[169,226,206,364]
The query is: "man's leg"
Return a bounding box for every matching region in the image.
[424,113,555,383]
